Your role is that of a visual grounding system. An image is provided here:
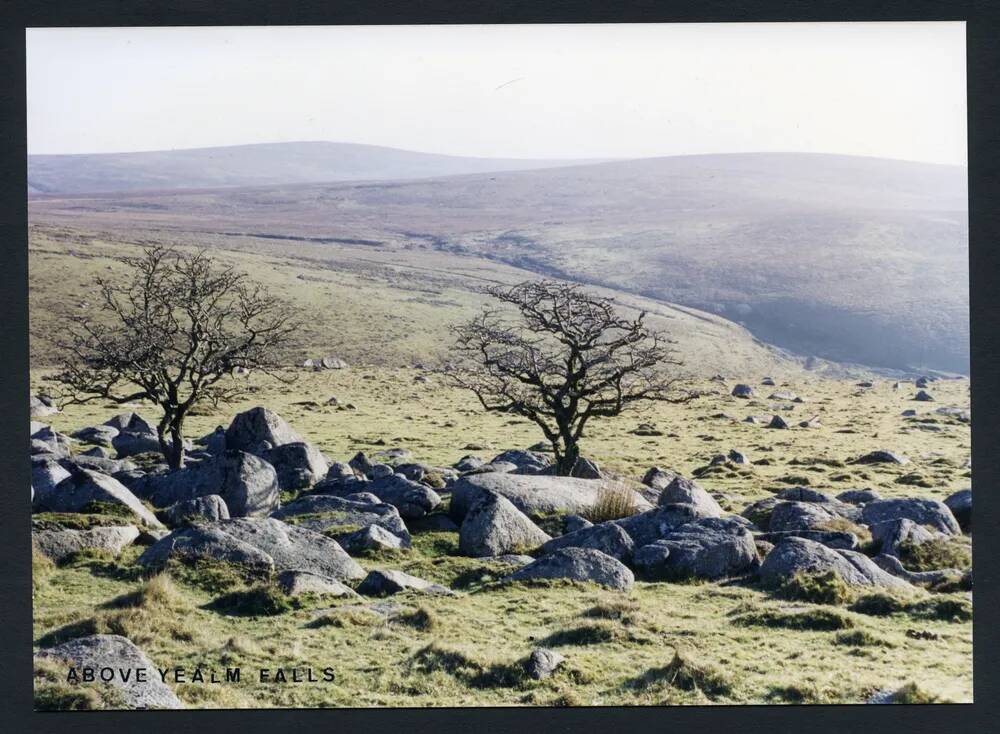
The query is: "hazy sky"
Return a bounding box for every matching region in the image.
[26,23,967,164]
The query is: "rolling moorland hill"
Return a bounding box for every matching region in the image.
[27,141,608,194]
[28,149,968,374]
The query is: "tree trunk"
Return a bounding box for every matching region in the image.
[554,433,579,476]
[157,410,186,470]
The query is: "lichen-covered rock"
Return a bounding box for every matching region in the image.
[943,489,971,532]
[339,524,411,554]
[161,495,230,525]
[275,570,359,598]
[656,476,723,517]
[614,503,721,547]
[759,537,913,591]
[225,407,304,455]
[539,522,634,562]
[262,442,329,490]
[861,498,961,535]
[503,547,634,592]
[632,517,757,579]
[525,648,565,680]
[32,525,140,563]
[450,472,651,521]
[130,450,279,518]
[271,494,410,541]
[36,468,163,529]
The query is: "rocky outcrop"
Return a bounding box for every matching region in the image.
[503,547,634,592]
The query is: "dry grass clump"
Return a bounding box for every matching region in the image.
[732,607,855,631]
[885,681,950,703]
[626,649,732,698]
[308,607,381,628]
[394,605,439,631]
[775,571,855,606]
[898,537,972,572]
[409,642,526,689]
[582,598,642,625]
[814,517,873,547]
[834,630,895,648]
[207,584,292,617]
[583,481,639,523]
[102,573,184,611]
[33,657,127,711]
[32,543,56,592]
[538,621,621,647]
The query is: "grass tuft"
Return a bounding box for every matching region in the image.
[733,607,855,631]
[582,482,639,523]
[625,650,731,697]
[207,584,292,617]
[774,571,855,605]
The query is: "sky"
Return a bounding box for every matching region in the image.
[26,23,967,165]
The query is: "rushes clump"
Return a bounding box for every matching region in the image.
[583,482,639,523]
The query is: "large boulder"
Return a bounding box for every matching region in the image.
[614,503,729,547]
[130,450,279,518]
[262,442,329,490]
[139,518,364,581]
[449,472,651,521]
[225,407,304,455]
[459,491,551,558]
[539,522,635,562]
[836,489,882,505]
[36,635,182,709]
[656,476,723,517]
[503,547,634,592]
[632,517,757,579]
[740,496,784,530]
[60,454,135,476]
[161,495,230,526]
[855,450,910,465]
[756,529,860,551]
[759,537,913,591]
[731,384,753,398]
[943,489,971,532]
[271,494,410,541]
[36,468,163,529]
[137,524,275,574]
[33,525,141,563]
[31,425,73,456]
[861,498,961,535]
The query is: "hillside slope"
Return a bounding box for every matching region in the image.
[29,152,967,373]
[27,141,606,194]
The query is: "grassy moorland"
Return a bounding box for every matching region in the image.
[29,220,971,708]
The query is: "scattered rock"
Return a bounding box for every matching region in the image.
[870,518,939,557]
[36,635,182,709]
[731,384,753,398]
[914,390,934,402]
[490,449,553,475]
[275,570,359,597]
[641,466,678,490]
[855,450,910,465]
[614,503,723,547]
[339,524,412,554]
[767,415,789,429]
[356,569,452,596]
[525,648,565,680]
[570,456,602,479]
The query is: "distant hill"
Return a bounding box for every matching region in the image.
[27,141,607,194]
[28,152,968,373]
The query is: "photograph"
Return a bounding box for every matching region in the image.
[25,22,971,709]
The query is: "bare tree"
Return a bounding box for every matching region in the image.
[450,280,698,476]
[54,246,299,469]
